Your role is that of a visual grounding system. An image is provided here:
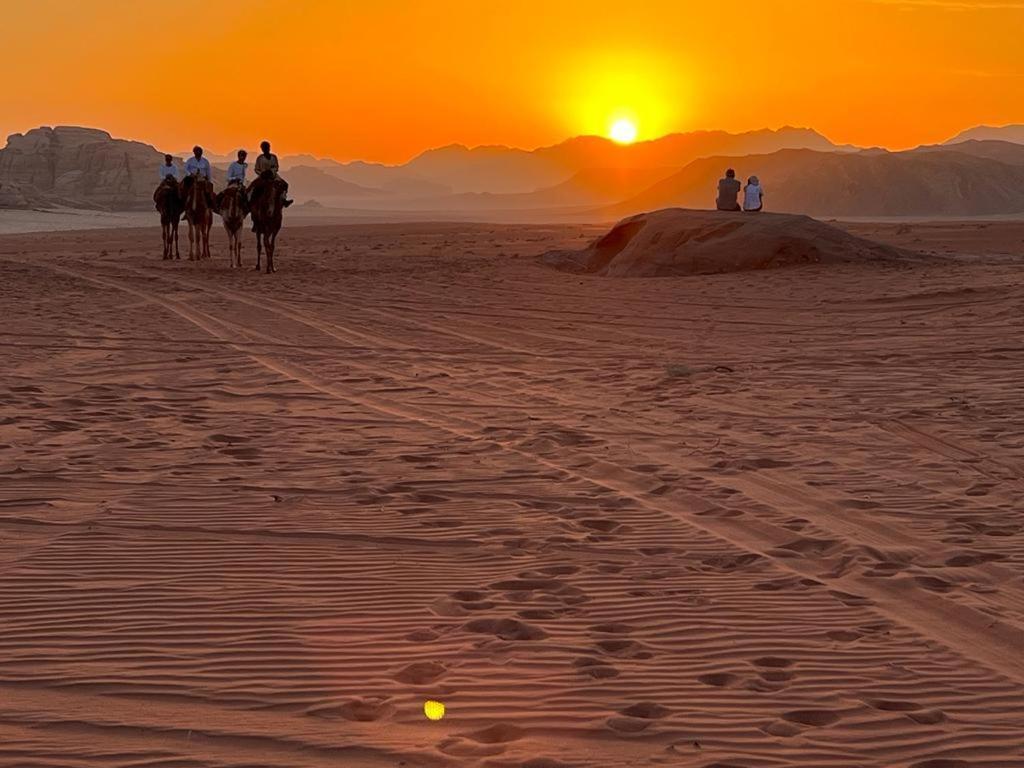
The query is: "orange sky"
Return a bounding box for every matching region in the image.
[2,0,1022,163]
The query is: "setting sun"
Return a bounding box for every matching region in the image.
[610,118,638,144]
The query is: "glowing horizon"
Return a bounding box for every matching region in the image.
[2,0,1022,164]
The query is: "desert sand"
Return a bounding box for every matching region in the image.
[543,210,914,277]
[1,219,1023,767]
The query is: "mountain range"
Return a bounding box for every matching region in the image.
[3,124,1024,216]
[610,140,1024,218]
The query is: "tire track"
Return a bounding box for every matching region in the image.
[11,255,1024,685]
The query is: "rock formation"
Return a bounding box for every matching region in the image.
[543,208,913,277]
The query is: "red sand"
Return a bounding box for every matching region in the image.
[543,209,913,276]
[1,221,1023,767]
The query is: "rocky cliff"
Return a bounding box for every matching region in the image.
[0,126,169,210]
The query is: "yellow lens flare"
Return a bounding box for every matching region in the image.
[424,700,446,721]
[610,118,638,144]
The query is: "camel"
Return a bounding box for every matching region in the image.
[249,170,285,273]
[182,175,213,261]
[217,185,248,268]
[153,179,182,260]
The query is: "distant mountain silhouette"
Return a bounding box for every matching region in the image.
[285,165,386,200]
[611,142,1024,218]
[301,160,453,197]
[6,125,1023,217]
[944,125,1024,146]
[400,127,841,194]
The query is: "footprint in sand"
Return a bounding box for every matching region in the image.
[698,553,762,573]
[393,660,447,685]
[867,698,924,712]
[579,518,625,534]
[906,710,947,724]
[405,628,440,642]
[573,656,620,679]
[761,720,804,738]
[945,552,1004,567]
[912,575,956,593]
[825,629,864,643]
[697,672,742,688]
[517,608,566,620]
[865,699,947,724]
[464,618,547,641]
[828,589,873,607]
[308,696,395,721]
[437,737,506,758]
[431,596,489,617]
[908,761,971,768]
[770,536,843,558]
[461,723,526,744]
[594,638,653,660]
[781,709,842,727]
[752,656,794,669]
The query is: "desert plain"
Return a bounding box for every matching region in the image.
[1,216,1023,768]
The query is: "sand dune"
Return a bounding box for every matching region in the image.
[543,209,913,276]
[1,221,1024,767]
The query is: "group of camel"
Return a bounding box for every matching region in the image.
[154,172,285,273]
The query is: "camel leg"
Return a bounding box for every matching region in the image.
[161,224,168,259]
[174,223,180,259]
[266,232,276,274]
[254,230,262,271]
[188,221,196,260]
[205,219,213,260]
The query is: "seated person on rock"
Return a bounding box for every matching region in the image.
[716,168,742,212]
[743,175,764,212]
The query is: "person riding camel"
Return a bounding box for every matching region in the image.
[249,140,292,231]
[217,149,250,212]
[253,141,293,206]
[158,154,179,183]
[183,145,215,209]
[155,154,179,211]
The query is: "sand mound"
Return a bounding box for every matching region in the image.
[543,208,912,277]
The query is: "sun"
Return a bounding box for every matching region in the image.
[610,118,638,145]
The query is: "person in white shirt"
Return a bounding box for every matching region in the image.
[252,140,292,207]
[158,154,179,183]
[183,145,214,207]
[184,146,212,181]
[218,149,250,212]
[226,150,248,185]
[743,175,764,212]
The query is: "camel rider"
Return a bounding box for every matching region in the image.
[183,145,215,207]
[155,154,179,210]
[217,149,249,212]
[253,141,293,208]
[158,154,179,183]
